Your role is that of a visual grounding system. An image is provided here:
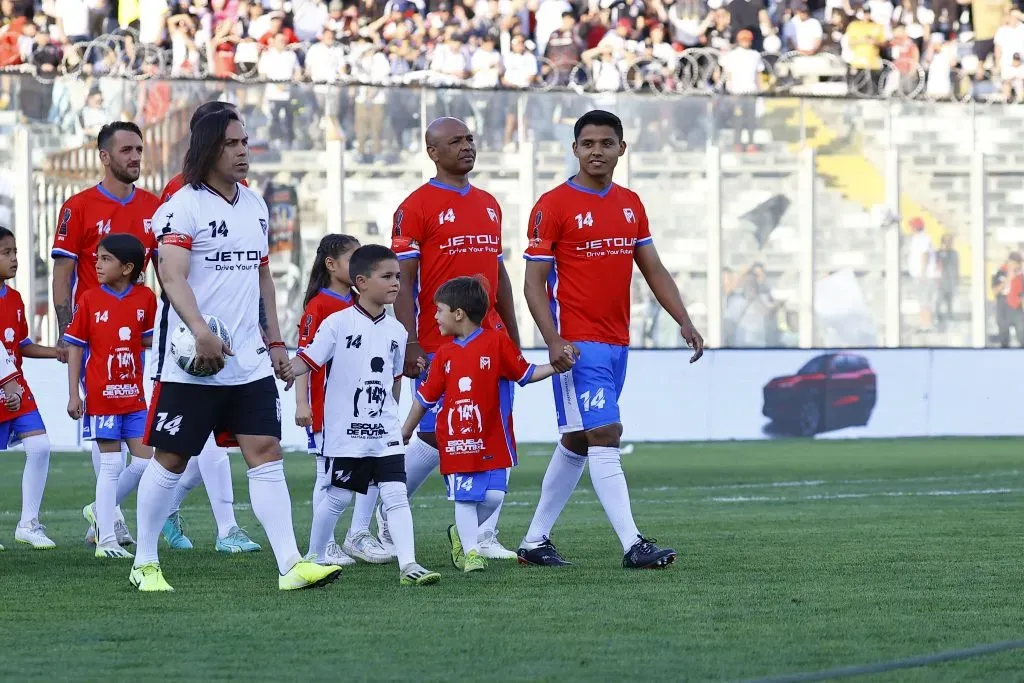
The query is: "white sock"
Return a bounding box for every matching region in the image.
[455,501,481,554]
[379,481,415,569]
[349,486,378,537]
[19,434,50,525]
[404,436,439,498]
[93,440,126,521]
[478,471,506,540]
[133,458,181,566]
[247,460,302,575]
[115,456,150,506]
[169,456,203,515]
[198,441,237,538]
[588,446,641,552]
[524,444,587,544]
[312,454,330,517]
[309,486,352,559]
[95,452,123,546]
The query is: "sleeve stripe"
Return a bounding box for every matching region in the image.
[524,255,555,262]
[396,252,420,261]
[0,371,20,386]
[18,338,31,347]
[517,364,536,387]
[636,237,654,246]
[51,248,78,260]
[415,390,437,409]
[296,350,321,372]
[142,329,154,337]
[63,334,88,348]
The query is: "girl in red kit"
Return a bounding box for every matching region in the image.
[65,234,156,559]
[296,234,394,566]
[0,227,64,550]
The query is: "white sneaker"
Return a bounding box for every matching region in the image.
[320,540,356,567]
[114,519,135,546]
[84,525,96,546]
[344,530,395,564]
[15,520,56,549]
[374,503,396,555]
[478,529,517,559]
[95,542,134,559]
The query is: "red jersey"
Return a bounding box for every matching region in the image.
[161,174,248,203]
[297,288,355,434]
[524,179,653,346]
[63,284,156,416]
[0,285,38,420]
[415,328,535,475]
[52,185,161,303]
[391,180,505,354]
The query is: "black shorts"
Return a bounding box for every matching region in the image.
[145,376,281,458]
[974,38,995,61]
[328,454,406,494]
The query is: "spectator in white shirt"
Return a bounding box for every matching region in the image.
[470,35,502,87]
[351,39,392,161]
[782,3,822,54]
[906,216,938,331]
[138,0,170,45]
[719,29,762,150]
[995,11,1024,79]
[54,0,91,43]
[292,0,329,42]
[305,26,346,82]
[430,32,470,81]
[500,34,537,148]
[258,31,301,145]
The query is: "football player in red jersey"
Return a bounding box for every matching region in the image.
[518,110,704,569]
[156,99,260,555]
[65,234,156,559]
[51,121,160,547]
[403,276,572,573]
[0,227,64,550]
[385,117,521,560]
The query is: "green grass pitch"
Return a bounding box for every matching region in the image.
[1,438,1023,682]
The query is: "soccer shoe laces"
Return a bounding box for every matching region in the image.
[633,536,659,554]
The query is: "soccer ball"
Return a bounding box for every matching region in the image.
[169,315,232,377]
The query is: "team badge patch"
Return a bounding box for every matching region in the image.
[143,219,153,233]
[57,208,71,238]
[533,210,542,238]
[486,208,497,223]
[394,209,404,235]
[259,219,268,235]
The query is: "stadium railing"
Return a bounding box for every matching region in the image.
[1,54,1022,351]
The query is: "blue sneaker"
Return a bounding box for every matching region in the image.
[215,526,261,553]
[161,512,193,550]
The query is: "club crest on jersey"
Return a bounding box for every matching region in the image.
[259,219,268,235]
[137,309,145,321]
[390,340,399,353]
[57,208,71,238]
[480,356,491,370]
[161,214,173,234]
[143,219,153,234]
[486,208,497,223]
[394,209,404,235]
[533,211,542,238]
[623,208,636,223]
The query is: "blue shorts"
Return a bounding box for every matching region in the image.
[552,342,628,433]
[82,410,147,442]
[415,353,516,433]
[444,468,509,502]
[0,410,46,449]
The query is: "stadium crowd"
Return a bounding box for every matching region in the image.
[0,0,1021,97]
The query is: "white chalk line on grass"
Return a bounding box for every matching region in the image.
[710,488,1021,503]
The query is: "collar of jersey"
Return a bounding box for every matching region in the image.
[566,176,612,198]
[100,284,134,300]
[0,284,7,298]
[96,182,136,206]
[321,287,353,303]
[354,303,386,323]
[202,183,240,206]
[454,327,483,347]
[428,178,471,196]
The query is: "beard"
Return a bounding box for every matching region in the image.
[110,164,139,185]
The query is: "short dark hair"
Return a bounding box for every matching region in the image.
[99,233,146,279]
[435,276,489,325]
[182,109,241,188]
[96,121,143,152]
[0,226,14,242]
[190,101,237,131]
[349,244,399,282]
[573,110,623,143]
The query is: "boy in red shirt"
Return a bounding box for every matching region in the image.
[403,277,574,573]
[65,234,157,559]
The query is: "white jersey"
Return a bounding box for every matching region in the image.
[150,182,272,386]
[297,305,406,459]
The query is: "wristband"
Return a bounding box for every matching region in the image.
[268,341,286,350]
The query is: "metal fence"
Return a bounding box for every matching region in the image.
[1,74,1022,350]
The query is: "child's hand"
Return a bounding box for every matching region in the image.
[416,356,428,373]
[67,395,83,420]
[5,391,20,412]
[295,402,312,428]
[560,344,578,369]
[402,426,414,445]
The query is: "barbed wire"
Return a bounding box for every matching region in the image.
[0,35,1001,102]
